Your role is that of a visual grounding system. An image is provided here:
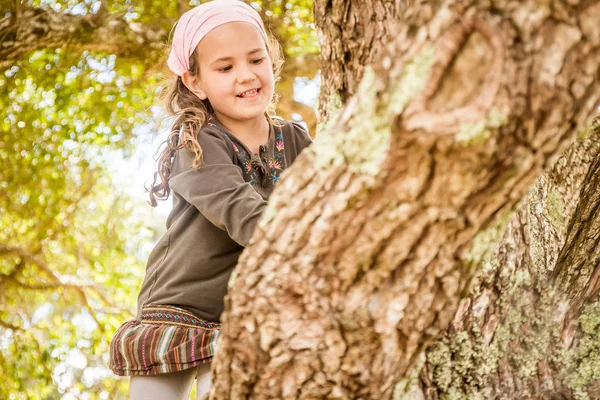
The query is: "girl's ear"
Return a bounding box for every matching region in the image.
[182,71,208,100]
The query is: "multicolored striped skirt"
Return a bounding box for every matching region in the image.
[109,305,221,376]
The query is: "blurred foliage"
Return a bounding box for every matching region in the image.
[1,0,318,398]
[257,0,320,56]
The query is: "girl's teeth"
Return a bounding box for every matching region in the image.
[240,89,257,97]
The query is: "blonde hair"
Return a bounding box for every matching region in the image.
[148,32,284,207]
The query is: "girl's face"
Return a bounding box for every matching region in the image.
[186,22,275,128]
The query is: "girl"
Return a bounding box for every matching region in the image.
[108,1,313,398]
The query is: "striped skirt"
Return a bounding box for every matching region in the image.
[109,305,221,376]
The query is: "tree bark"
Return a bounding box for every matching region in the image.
[313,0,404,123]
[415,130,600,399]
[209,1,600,399]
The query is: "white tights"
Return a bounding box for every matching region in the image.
[129,362,212,400]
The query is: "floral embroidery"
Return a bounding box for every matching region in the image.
[231,142,253,174]
[270,129,285,183]
[231,126,286,186]
[269,160,281,170]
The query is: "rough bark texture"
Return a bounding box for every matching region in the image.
[413,129,600,399]
[210,1,600,399]
[313,0,404,123]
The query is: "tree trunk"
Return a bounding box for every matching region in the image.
[313,0,404,122]
[209,1,600,399]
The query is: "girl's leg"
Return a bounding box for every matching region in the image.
[130,368,197,400]
[195,362,212,400]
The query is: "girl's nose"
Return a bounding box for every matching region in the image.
[236,66,255,84]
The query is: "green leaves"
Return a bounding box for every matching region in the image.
[1,1,318,397]
[1,39,159,400]
[261,0,320,57]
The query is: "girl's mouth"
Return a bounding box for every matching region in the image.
[237,88,260,98]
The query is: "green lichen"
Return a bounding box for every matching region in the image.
[420,212,521,399]
[451,331,476,377]
[466,209,514,270]
[510,302,553,379]
[427,339,454,392]
[424,201,568,399]
[315,90,343,136]
[456,121,490,145]
[564,298,600,400]
[456,106,509,145]
[313,49,435,176]
[577,125,593,140]
[392,353,426,400]
[313,66,390,175]
[547,189,566,231]
[425,286,558,399]
[487,106,509,128]
[426,323,503,399]
[387,47,436,116]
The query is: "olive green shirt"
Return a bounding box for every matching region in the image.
[136,118,312,322]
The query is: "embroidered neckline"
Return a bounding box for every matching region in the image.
[231,127,285,186]
[205,119,285,187]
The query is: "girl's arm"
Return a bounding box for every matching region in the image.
[169,126,267,246]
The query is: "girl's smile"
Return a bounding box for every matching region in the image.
[237,88,261,99]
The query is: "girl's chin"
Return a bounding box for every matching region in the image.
[236,97,270,114]
[219,110,268,123]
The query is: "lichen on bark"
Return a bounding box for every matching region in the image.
[566,299,600,399]
[312,66,391,176]
[419,129,600,399]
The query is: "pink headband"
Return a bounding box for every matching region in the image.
[167,0,268,76]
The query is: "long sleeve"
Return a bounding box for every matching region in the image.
[282,121,313,165]
[292,121,314,150]
[169,126,267,247]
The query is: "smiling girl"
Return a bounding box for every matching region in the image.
[108,1,312,398]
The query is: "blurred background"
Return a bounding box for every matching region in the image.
[0,1,320,398]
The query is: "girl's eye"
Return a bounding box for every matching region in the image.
[218,66,232,72]
[251,58,264,65]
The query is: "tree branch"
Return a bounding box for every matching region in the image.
[44,171,97,244]
[0,318,22,332]
[553,121,600,332]
[0,4,169,70]
[417,127,600,399]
